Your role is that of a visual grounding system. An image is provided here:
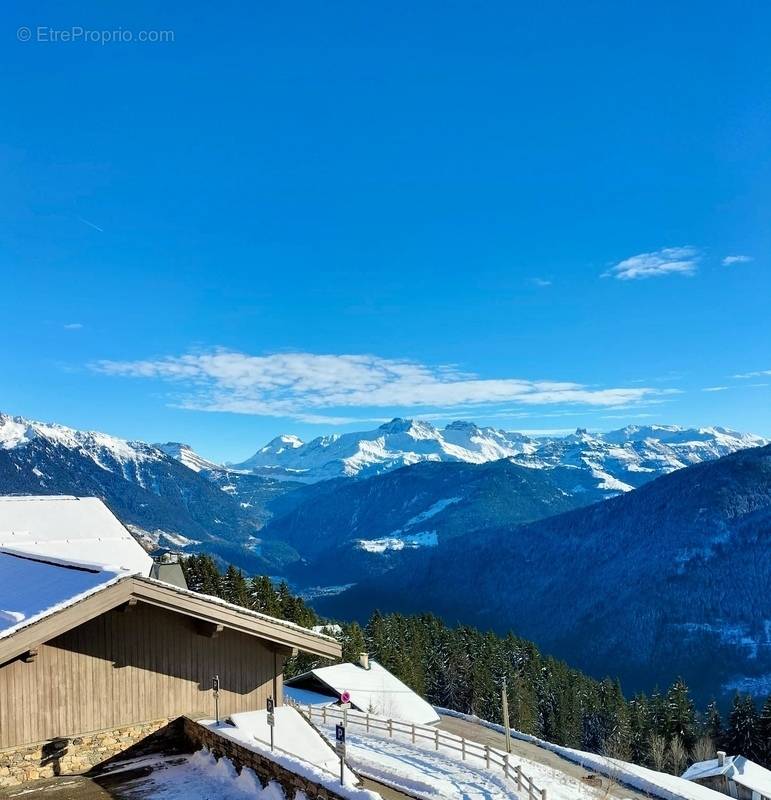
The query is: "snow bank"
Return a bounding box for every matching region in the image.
[436,708,725,800]
[198,718,381,800]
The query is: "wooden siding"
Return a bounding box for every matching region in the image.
[0,601,284,749]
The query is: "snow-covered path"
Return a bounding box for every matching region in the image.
[319,722,517,800]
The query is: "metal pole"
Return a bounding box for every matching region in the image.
[502,676,512,754]
[212,675,220,725]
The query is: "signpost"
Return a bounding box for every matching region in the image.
[339,691,351,729]
[266,696,275,751]
[335,723,346,785]
[212,675,220,726]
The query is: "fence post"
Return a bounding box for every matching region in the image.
[435,729,439,750]
[411,724,415,744]
[461,739,466,761]
[322,706,327,724]
[515,765,522,791]
[388,719,393,737]
[541,789,547,800]
[503,753,509,778]
[485,744,490,769]
[366,713,370,732]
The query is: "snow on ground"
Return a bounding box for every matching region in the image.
[317,719,519,800]
[357,531,438,553]
[437,708,725,800]
[99,749,286,799]
[227,706,356,782]
[198,718,380,799]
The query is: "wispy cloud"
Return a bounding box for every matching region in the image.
[63,323,84,330]
[702,386,728,392]
[531,278,553,287]
[722,255,752,266]
[78,216,104,233]
[92,349,667,423]
[733,369,771,379]
[603,246,700,280]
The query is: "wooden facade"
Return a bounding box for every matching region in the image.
[0,600,285,749]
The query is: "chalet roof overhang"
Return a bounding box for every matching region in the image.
[0,576,341,666]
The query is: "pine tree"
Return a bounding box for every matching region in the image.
[250,575,280,617]
[726,694,760,759]
[222,565,250,606]
[704,698,724,749]
[758,695,771,768]
[666,678,697,751]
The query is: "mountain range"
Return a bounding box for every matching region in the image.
[231,417,766,496]
[2,409,769,701]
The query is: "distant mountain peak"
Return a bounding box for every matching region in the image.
[154,442,220,473]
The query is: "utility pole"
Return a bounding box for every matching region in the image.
[502,676,511,754]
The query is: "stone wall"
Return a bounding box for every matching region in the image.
[182,716,355,800]
[0,717,179,789]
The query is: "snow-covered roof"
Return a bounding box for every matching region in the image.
[0,495,153,574]
[0,551,130,639]
[286,660,440,725]
[284,685,339,707]
[683,756,771,796]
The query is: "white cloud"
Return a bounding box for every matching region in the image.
[722,255,752,266]
[702,386,728,392]
[93,349,666,423]
[63,323,84,330]
[603,246,700,280]
[531,278,553,287]
[733,369,771,379]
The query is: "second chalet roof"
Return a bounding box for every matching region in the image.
[0,551,340,663]
[285,659,440,725]
[683,755,771,796]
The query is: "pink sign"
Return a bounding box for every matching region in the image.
[340,690,351,704]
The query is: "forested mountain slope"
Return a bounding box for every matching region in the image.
[262,457,590,585]
[318,444,771,704]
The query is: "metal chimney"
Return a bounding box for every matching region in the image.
[717,751,726,766]
[359,652,370,670]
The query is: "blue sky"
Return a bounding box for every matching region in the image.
[2,1,770,462]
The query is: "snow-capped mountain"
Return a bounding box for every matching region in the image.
[155,442,220,473]
[0,412,295,572]
[511,425,768,495]
[233,418,768,491]
[231,418,540,481]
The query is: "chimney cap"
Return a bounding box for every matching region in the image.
[358,652,370,670]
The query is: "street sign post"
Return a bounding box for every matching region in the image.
[212,675,220,725]
[266,696,275,751]
[335,723,346,785]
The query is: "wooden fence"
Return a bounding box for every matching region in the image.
[289,701,547,800]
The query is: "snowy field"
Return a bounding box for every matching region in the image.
[316,719,602,800]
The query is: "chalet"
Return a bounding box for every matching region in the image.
[284,652,440,726]
[682,751,771,800]
[0,496,340,787]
